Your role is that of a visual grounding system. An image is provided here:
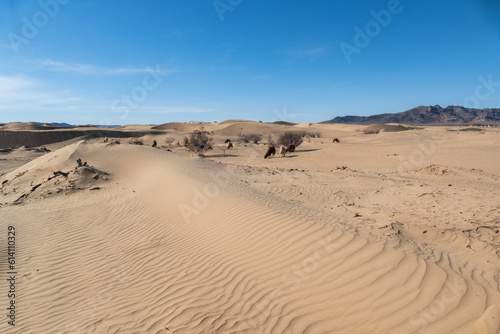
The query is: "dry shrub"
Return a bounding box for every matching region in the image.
[184,131,213,156]
[239,133,263,144]
[129,136,144,145]
[277,131,304,147]
[267,134,277,146]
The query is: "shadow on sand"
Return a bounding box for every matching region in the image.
[296,149,320,153]
[208,154,239,158]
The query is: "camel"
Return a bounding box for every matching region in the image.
[286,144,295,153]
[333,138,340,143]
[152,140,157,148]
[279,146,287,157]
[103,137,109,143]
[264,145,276,159]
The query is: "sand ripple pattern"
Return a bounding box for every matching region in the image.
[0,144,498,334]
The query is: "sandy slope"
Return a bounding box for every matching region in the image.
[0,124,499,334]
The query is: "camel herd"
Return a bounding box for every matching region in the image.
[264,144,295,159]
[102,135,340,159]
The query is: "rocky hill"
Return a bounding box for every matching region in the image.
[321,105,500,125]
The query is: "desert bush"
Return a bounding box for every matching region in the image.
[277,131,304,147]
[304,131,322,142]
[267,134,277,146]
[285,130,306,139]
[184,131,214,156]
[129,136,144,145]
[239,133,262,144]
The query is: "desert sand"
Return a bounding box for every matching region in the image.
[0,121,499,333]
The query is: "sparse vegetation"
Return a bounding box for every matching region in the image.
[239,133,263,144]
[184,131,214,156]
[129,136,144,145]
[301,131,322,142]
[277,131,304,147]
[267,134,277,146]
[15,171,27,178]
[76,158,88,167]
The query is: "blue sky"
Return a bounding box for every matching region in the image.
[1,0,499,125]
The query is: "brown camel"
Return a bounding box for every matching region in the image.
[264,145,276,159]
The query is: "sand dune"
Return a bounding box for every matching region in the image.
[0,129,163,149]
[211,121,322,137]
[0,134,498,333]
[364,124,420,134]
[272,121,297,126]
[212,122,280,137]
[1,122,55,131]
[152,122,197,132]
[218,119,255,125]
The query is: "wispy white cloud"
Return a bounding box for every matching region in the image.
[136,106,216,114]
[0,75,81,112]
[96,105,214,114]
[35,59,172,76]
[0,75,34,90]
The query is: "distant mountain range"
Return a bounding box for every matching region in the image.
[44,122,74,127]
[35,122,120,128]
[321,105,500,125]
